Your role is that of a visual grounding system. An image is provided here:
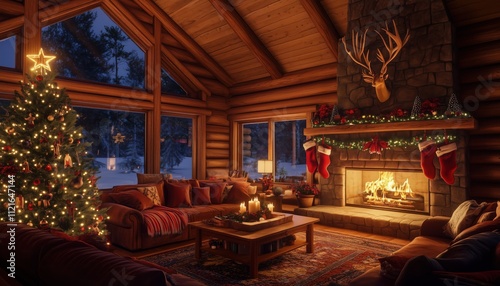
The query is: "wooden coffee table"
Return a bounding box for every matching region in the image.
[189,214,319,278]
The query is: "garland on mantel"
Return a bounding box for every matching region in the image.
[311,95,464,151]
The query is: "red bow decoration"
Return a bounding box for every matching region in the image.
[363,136,389,154]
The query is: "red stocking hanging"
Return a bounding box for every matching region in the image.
[436,142,457,185]
[317,144,331,179]
[418,140,437,180]
[303,140,318,173]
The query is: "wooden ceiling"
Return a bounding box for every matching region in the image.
[1,0,500,98]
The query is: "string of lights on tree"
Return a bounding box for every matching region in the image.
[0,48,107,238]
[311,94,466,152]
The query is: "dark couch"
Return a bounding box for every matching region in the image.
[349,201,500,286]
[0,222,204,286]
[102,178,252,251]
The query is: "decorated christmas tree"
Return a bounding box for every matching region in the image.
[0,49,107,237]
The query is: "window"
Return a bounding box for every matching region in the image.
[160,116,193,179]
[161,69,186,96]
[274,120,307,182]
[242,122,269,180]
[41,8,145,89]
[0,36,16,68]
[241,119,306,182]
[75,107,145,189]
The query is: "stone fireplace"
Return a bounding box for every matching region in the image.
[312,0,469,217]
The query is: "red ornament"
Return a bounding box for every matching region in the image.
[36,75,43,81]
[44,164,52,172]
[33,179,41,186]
[2,145,12,152]
[27,202,34,211]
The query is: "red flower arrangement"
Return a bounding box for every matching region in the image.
[292,181,319,196]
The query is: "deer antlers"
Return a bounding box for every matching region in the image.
[342,20,410,103]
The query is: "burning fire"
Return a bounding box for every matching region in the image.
[364,172,414,206]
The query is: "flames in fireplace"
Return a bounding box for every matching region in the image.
[363,172,424,210]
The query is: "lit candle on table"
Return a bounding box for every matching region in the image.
[248,199,255,213]
[239,202,247,214]
[268,203,274,213]
[254,197,260,211]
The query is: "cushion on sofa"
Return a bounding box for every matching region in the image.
[223,181,251,203]
[112,181,165,205]
[452,219,500,244]
[106,190,155,210]
[200,182,227,204]
[444,200,486,238]
[191,187,211,205]
[164,181,192,208]
[142,206,189,237]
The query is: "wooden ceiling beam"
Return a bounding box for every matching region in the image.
[161,45,211,98]
[0,1,24,15]
[299,0,340,60]
[209,0,283,79]
[39,0,102,26]
[230,63,337,96]
[135,0,234,86]
[102,0,153,48]
[227,79,337,107]
[0,16,23,36]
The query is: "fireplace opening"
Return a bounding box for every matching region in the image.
[345,168,430,214]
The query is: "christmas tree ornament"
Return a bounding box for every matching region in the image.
[64,153,73,168]
[40,193,53,207]
[436,142,457,185]
[418,140,437,180]
[72,175,84,189]
[25,113,35,127]
[6,127,15,135]
[27,48,56,72]
[68,137,74,144]
[47,115,54,121]
[15,195,24,210]
[22,160,32,173]
[27,202,34,211]
[303,140,318,173]
[44,164,53,172]
[27,221,33,227]
[3,145,12,152]
[36,75,43,81]
[317,144,332,179]
[33,178,41,186]
[53,141,61,157]
[39,219,49,229]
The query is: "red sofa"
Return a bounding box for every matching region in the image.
[0,223,204,286]
[102,177,252,251]
[349,201,500,286]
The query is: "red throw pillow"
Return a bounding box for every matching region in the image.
[107,190,154,210]
[192,187,211,205]
[200,182,227,204]
[223,181,251,203]
[164,181,192,208]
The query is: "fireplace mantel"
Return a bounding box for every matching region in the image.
[304,117,477,136]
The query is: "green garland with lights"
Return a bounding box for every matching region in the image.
[311,95,469,150]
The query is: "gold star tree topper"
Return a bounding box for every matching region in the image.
[27,48,56,72]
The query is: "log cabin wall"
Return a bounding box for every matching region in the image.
[457,18,500,200]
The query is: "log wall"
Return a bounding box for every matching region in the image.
[458,18,500,200]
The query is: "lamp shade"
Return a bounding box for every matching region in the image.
[257,160,273,173]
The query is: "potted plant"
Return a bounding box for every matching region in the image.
[291,181,319,208]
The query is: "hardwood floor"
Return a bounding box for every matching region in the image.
[112,220,410,259]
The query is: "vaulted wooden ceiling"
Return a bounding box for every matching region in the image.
[1,0,500,98]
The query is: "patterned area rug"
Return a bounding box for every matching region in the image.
[142,230,401,286]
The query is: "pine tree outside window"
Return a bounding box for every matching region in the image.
[160,116,193,179]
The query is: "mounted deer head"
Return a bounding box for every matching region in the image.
[342,20,410,103]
